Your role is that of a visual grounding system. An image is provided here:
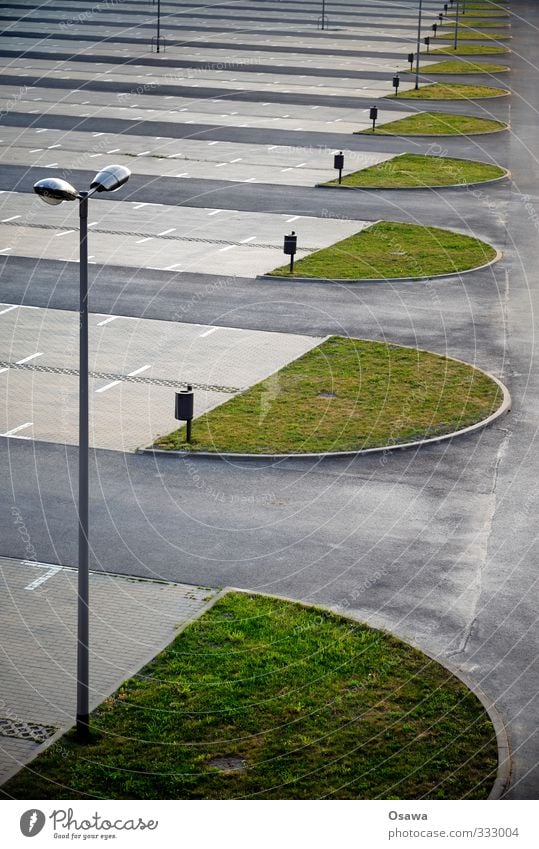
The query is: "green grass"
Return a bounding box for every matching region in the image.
[323,153,505,189]
[419,60,509,73]
[426,45,509,55]
[2,593,499,800]
[268,221,496,283]
[364,111,508,135]
[442,18,510,27]
[391,83,508,99]
[155,336,502,454]
[439,30,510,39]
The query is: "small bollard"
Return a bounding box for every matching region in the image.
[432,22,438,37]
[392,73,400,96]
[175,384,194,443]
[407,52,414,71]
[283,231,297,273]
[369,105,378,132]
[438,12,443,23]
[444,3,448,14]
[333,151,344,184]
[424,35,431,54]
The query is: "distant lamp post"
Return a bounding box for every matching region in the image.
[414,0,423,90]
[369,105,378,132]
[33,164,131,743]
[319,0,328,30]
[454,0,460,50]
[151,0,165,52]
[393,72,400,96]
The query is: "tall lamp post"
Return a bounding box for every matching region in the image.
[454,0,460,50]
[414,0,423,90]
[33,165,130,742]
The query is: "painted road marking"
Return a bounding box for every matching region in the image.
[287,216,301,222]
[199,326,219,337]
[95,380,121,393]
[208,209,222,216]
[16,352,43,364]
[158,228,175,236]
[24,562,63,590]
[97,316,118,326]
[128,364,152,377]
[0,367,9,374]
[2,215,21,222]
[0,305,18,315]
[1,422,33,437]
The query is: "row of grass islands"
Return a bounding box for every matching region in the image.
[5,0,510,803]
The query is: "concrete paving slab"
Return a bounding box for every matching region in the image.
[0,194,369,275]
[0,305,323,450]
[0,555,217,784]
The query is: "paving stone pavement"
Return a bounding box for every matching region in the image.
[0,556,218,785]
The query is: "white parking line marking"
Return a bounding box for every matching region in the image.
[208,209,222,216]
[107,148,120,153]
[199,326,219,337]
[287,216,301,222]
[16,352,43,364]
[128,364,151,376]
[0,305,18,315]
[0,367,9,374]
[55,230,74,237]
[24,563,62,590]
[219,245,235,252]
[95,380,121,393]
[165,263,182,270]
[97,315,118,326]
[2,215,21,222]
[2,421,33,436]
[158,228,175,235]
[240,236,256,243]
[134,203,149,210]
[0,248,13,253]
[136,237,153,244]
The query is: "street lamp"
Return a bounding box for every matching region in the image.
[454,0,460,50]
[33,164,130,742]
[414,0,423,90]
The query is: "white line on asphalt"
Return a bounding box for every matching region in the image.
[95,380,121,393]
[168,153,182,158]
[133,203,149,209]
[136,237,153,243]
[287,216,301,222]
[0,305,18,315]
[55,230,75,237]
[29,148,42,152]
[47,144,61,149]
[1,421,33,436]
[107,148,120,153]
[175,173,189,177]
[97,315,118,326]
[2,215,21,222]
[88,221,98,227]
[199,326,219,337]
[208,210,222,215]
[230,158,242,163]
[0,367,9,374]
[16,352,43,364]
[165,263,182,270]
[137,150,151,156]
[219,245,235,252]
[158,228,175,235]
[24,563,62,590]
[128,364,151,377]
[215,162,227,167]
[208,141,219,145]
[240,236,256,243]
[0,248,13,253]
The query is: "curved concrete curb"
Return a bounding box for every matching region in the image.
[224,587,511,799]
[356,124,510,137]
[315,168,510,192]
[139,366,511,462]
[385,89,511,100]
[257,248,502,285]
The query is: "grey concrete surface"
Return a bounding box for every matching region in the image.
[0,304,322,449]
[0,556,216,784]
[0,0,537,803]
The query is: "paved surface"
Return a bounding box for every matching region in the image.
[0,555,217,784]
[0,304,322,450]
[0,0,537,803]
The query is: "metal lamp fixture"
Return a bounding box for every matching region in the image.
[33,164,131,742]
